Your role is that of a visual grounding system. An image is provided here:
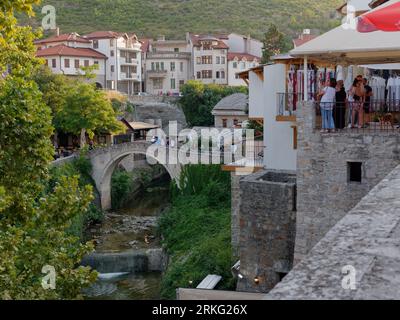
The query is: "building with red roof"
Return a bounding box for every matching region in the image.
[36,44,107,88]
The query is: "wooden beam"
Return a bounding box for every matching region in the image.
[254,69,264,81]
[276,115,296,122]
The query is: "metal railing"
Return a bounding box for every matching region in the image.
[315,100,400,133]
[277,92,316,116]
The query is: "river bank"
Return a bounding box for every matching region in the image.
[83,177,171,300]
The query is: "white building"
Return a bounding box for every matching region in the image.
[227,53,260,86]
[35,33,107,88]
[143,36,191,95]
[84,31,142,95]
[211,93,248,128]
[35,32,93,50]
[188,34,229,85]
[237,63,297,171]
[224,33,263,58]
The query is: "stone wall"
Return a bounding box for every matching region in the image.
[236,169,296,293]
[294,101,400,263]
[81,248,168,273]
[265,165,400,300]
[230,173,242,258]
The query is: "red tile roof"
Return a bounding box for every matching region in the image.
[140,38,151,53]
[228,52,261,62]
[190,34,229,49]
[293,34,318,48]
[36,44,107,59]
[84,31,120,39]
[35,33,91,44]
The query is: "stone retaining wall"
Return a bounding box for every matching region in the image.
[81,248,168,273]
[295,101,400,263]
[236,169,296,293]
[265,165,400,300]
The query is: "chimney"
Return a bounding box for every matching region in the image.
[56,27,60,36]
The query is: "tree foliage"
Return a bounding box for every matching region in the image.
[56,81,124,143]
[179,80,248,127]
[33,66,124,146]
[0,0,97,299]
[261,23,289,63]
[160,165,233,299]
[28,0,342,41]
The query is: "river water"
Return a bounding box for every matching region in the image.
[84,177,171,300]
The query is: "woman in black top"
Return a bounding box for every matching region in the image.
[334,80,347,129]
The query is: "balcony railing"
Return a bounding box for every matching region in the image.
[146,51,191,60]
[315,100,400,133]
[120,57,138,65]
[146,70,168,78]
[120,73,139,80]
[277,92,316,116]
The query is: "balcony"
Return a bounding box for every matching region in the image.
[276,92,314,122]
[120,57,139,65]
[146,51,191,60]
[146,70,168,78]
[120,73,140,81]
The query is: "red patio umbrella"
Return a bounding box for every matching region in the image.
[357,1,400,32]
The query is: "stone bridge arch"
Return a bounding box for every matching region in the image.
[88,141,181,210]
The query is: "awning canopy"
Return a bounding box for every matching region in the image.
[290,0,400,65]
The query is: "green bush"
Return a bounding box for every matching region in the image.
[159,165,234,299]
[111,169,134,209]
[179,81,248,127]
[49,156,104,239]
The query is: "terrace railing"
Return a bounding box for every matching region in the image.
[315,100,400,133]
[277,92,316,116]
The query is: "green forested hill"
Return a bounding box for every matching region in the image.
[28,0,342,40]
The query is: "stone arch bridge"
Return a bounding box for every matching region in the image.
[88,141,182,210]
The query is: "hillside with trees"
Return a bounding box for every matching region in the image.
[28,0,342,42]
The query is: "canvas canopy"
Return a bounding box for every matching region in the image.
[290,0,400,65]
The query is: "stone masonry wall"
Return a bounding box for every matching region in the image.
[236,170,296,293]
[231,172,242,258]
[266,165,400,300]
[294,101,400,263]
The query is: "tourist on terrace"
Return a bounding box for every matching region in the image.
[349,78,366,128]
[334,80,347,129]
[318,78,337,133]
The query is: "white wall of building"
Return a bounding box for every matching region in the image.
[226,33,263,58]
[44,55,106,87]
[263,64,297,171]
[248,71,264,119]
[193,48,228,85]
[144,40,191,94]
[228,59,259,86]
[94,36,142,93]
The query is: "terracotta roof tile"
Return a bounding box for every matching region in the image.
[293,34,318,48]
[35,33,91,44]
[36,44,107,59]
[84,31,120,39]
[228,52,261,62]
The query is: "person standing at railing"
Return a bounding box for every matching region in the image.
[363,78,373,125]
[318,78,337,133]
[334,80,347,130]
[349,78,366,129]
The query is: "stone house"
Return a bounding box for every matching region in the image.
[211,93,248,128]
